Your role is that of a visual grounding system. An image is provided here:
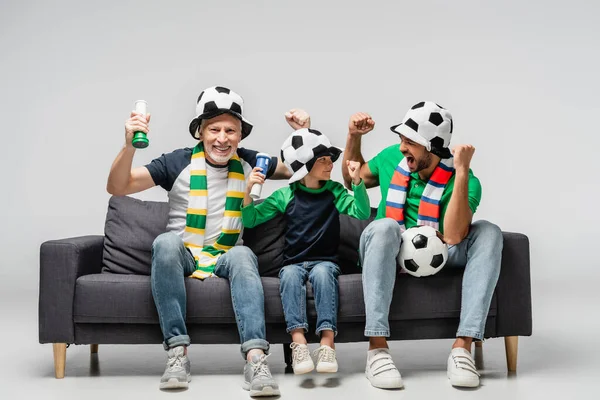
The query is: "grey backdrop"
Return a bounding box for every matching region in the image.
[1,0,598,302]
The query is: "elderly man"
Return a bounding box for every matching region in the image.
[107,86,308,396]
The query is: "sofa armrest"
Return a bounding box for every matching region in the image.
[39,235,104,343]
[494,232,532,337]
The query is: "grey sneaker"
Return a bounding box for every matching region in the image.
[160,346,191,390]
[243,354,280,397]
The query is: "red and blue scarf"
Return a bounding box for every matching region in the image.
[385,157,454,232]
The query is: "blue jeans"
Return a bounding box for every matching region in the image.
[150,232,269,357]
[360,218,503,340]
[279,261,341,336]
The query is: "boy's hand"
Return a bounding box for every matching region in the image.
[246,167,266,194]
[285,109,311,130]
[347,160,361,185]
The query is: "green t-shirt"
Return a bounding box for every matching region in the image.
[368,144,482,233]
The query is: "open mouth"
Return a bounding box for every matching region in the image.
[405,156,415,169]
[212,145,231,155]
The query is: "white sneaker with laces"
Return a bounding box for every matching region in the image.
[365,348,404,389]
[447,347,480,387]
[290,342,314,374]
[313,345,338,373]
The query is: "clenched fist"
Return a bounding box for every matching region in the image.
[452,145,475,171]
[347,160,362,185]
[348,112,375,136]
[125,111,151,148]
[285,109,311,130]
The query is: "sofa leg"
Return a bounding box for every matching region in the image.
[504,336,518,372]
[90,344,98,354]
[53,343,67,379]
[283,343,293,373]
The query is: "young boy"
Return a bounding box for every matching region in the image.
[241,127,371,374]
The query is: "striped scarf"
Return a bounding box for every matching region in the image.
[183,143,245,279]
[385,156,454,233]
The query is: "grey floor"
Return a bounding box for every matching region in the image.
[3,277,598,399]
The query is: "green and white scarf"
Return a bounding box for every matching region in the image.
[183,143,245,279]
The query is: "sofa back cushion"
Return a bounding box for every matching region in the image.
[102,195,374,276]
[102,196,169,275]
[337,209,376,274]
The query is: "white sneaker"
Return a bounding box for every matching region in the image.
[447,347,480,387]
[313,345,338,373]
[365,349,404,389]
[290,343,314,374]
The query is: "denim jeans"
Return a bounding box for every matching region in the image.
[278,261,341,336]
[150,232,269,357]
[360,218,503,340]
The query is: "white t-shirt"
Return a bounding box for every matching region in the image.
[145,147,277,244]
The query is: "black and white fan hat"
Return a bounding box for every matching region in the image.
[280,128,343,184]
[390,101,453,159]
[188,86,253,140]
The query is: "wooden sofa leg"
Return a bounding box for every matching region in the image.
[53,343,67,379]
[90,344,98,354]
[504,336,518,372]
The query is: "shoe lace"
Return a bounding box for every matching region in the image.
[291,343,310,363]
[167,353,185,372]
[313,346,335,363]
[252,354,273,378]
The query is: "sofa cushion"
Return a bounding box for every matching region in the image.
[74,269,496,324]
[74,273,283,324]
[102,196,169,275]
[337,210,375,274]
[242,208,285,277]
[101,195,292,277]
[101,195,375,277]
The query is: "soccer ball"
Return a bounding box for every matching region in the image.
[397,225,448,277]
[189,85,253,140]
[195,86,244,117]
[390,101,453,158]
[280,128,341,183]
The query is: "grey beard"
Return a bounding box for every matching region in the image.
[206,148,234,164]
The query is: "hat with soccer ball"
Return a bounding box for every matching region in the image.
[188,86,253,140]
[390,101,453,159]
[280,128,343,184]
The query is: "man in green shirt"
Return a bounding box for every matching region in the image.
[341,102,503,389]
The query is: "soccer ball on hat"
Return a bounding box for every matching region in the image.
[397,225,448,277]
[188,85,253,140]
[195,86,244,116]
[390,101,453,159]
[280,128,342,184]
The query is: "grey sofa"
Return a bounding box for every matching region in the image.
[39,195,532,378]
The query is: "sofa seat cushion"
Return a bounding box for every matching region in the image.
[74,269,496,324]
